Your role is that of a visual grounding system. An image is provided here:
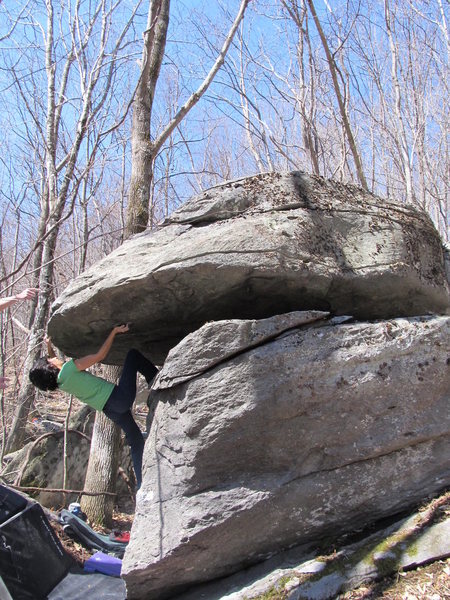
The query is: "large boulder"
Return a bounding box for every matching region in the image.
[48,171,449,365]
[121,312,450,600]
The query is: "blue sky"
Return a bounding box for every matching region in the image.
[0,0,448,237]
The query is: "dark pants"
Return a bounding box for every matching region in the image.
[103,349,157,488]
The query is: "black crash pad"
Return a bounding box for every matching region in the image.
[0,484,27,524]
[0,485,74,600]
[48,568,126,600]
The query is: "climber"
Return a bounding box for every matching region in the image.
[28,324,158,488]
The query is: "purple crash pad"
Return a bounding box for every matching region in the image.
[84,551,122,577]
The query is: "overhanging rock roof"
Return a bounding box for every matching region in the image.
[48,171,449,364]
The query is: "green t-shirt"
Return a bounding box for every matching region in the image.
[57,359,115,411]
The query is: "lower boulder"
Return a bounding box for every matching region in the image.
[122,313,450,600]
[1,431,91,507]
[1,428,136,508]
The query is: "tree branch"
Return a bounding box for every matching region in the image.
[152,0,250,156]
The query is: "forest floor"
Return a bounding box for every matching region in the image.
[339,557,450,599]
[336,490,450,600]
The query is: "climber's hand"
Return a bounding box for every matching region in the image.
[113,323,130,334]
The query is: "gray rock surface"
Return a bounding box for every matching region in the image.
[0,431,90,507]
[156,310,329,388]
[173,503,450,600]
[48,172,449,365]
[121,313,450,600]
[44,170,449,599]
[285,516,450,600]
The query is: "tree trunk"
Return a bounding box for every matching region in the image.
[81,410,121,527]
[5,218,60,453]
[284,0,321,175]
[83,0,250,525]
[81,364,122,525]
[127,0,249,235]
[4,332,41,454]
[384,0,416,205]
[126,0,171,236]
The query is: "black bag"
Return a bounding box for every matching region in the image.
[59,510,128,558]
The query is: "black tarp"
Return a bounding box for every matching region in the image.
[0,485,27,524]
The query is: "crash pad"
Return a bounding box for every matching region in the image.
[48,568,126,600]
[0,485,74,600]
[84,551,122,577]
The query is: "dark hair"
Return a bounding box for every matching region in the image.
[29,357,59,391]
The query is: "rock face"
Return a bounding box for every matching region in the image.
[156,310,331,388]
[122,313,450,600]
[48,172,449,365]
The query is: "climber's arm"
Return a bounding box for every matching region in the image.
[74,324,129,371]
[45,335,56,358]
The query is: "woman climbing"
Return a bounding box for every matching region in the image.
[29,324,157,488]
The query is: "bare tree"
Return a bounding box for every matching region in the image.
[346,0,448,236]
[4,0,144,453]
[81,0,251,524]
[281,0,321,175]
[305,0,367,189]
[383,0,415,205]
[127,0,250,235]
[80,0,251,524]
